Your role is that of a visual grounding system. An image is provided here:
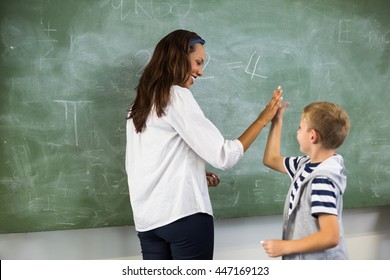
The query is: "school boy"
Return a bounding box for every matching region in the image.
[262,101,350,259]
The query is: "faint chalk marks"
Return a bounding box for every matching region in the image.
[339,19,353,43]
[111,0,192,21]
[53,100,93,146]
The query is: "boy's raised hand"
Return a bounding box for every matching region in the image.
[273,101,290,123]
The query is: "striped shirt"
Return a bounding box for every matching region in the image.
[284,156,338,217]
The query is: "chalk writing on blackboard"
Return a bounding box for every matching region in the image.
[111,0,192,21]
[253,180,265,204]
[339,19,353,43]
[245,51,268,80]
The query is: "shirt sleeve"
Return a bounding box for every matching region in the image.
[164,86,244,170]
[311,176,338,216]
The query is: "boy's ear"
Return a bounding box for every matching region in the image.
[310,129,320,144]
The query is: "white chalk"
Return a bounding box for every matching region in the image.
[278,85,281,90]
[261,240,264,244]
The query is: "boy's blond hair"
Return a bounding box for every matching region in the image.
[303,101,350,150]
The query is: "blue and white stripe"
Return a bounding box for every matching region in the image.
[285,157,338,217]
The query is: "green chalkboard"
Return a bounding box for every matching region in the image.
[1,0,389,233]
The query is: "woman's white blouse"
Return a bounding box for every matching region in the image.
[126,85,244,231]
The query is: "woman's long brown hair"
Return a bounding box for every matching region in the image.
[128,29,203,133]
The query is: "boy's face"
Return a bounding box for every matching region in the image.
[297,116,312,154]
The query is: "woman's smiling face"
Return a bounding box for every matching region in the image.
[184,43,205,89]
